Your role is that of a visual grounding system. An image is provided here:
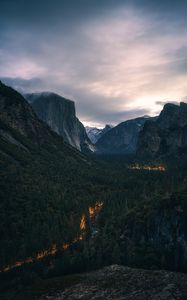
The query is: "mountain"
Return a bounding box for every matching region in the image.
[137,102,187,158]
[0,82,87,159]
[0,81,94,270]
[25,92,94,153]
[85,124,112,144]
[95,116,153,155]
[0,85,60,147]
[1,82,187,296]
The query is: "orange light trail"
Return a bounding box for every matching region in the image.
[89,201,103,220]
[0,201,103,273]
[128,164,166,172]
[80,214,86,230]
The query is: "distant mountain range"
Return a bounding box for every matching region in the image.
[95,116,155,155]
[24,90,154,156]
[85,124,113,144]
[89,103,187,158]
[19,90,187,158]
[1,80,187,160]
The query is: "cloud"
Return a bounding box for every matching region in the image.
[1,1,187,126]
[0,77,44,93]
[155,100,180,106]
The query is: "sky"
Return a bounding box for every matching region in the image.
[1,0,187,127]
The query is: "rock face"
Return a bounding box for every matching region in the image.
[95,117,152,155]
[86,124,113,144]
[0,82,52,143]
[137,102,187,158]
[25,92,94,153]
[39,265,187,300]
[0,81,86,160]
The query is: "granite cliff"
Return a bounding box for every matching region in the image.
[137,102,187,158]
[25,92,94,153]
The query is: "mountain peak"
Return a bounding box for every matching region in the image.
[137,100,187,158]
[25,92,74,105]
[0,82,53,142]
[104,124,113,130]
[86,124,112,144]
[180,101,187,109]
[95,116,153,154]
[163,102,179,110]
[25,92,94,153]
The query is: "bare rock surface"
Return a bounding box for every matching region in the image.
[25,92,94,153]
[39,265,187,300]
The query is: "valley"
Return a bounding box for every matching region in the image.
[0,82,187,299]
[1,0,187,298]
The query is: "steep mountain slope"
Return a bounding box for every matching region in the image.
[95,116,152,154]
[0,84,61,147]
[137,102,187,158]
[85,124,112,144]
[0,81,95,270]
[25,92,94,153]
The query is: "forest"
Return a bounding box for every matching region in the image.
[1,147,187,299]
[1,82,187,298]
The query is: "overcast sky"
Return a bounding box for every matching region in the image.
[1,0,187,127]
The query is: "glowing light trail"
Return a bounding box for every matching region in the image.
[0,201,103,273]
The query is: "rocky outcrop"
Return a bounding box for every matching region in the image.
[86,124,113,144]
[38,265,187,299]
[95,117,152,155]
[25,92,94,153]
[137,102,187,158]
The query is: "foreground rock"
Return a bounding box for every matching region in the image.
[39,265,187,300]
